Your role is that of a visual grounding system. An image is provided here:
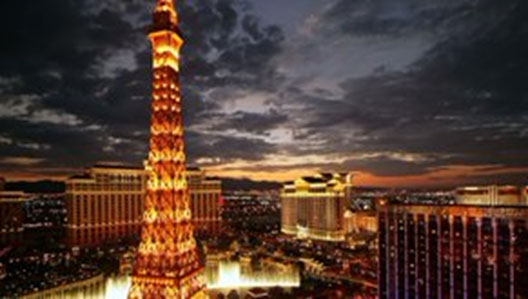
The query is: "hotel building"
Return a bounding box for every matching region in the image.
[187,167,222,234]
[65,165,148,247]
[378,203,528,299]
[281,173,353,242]
[0,191,30,245]
[344,210,378,234]
[65,165,222,246]
[456,185,524,205]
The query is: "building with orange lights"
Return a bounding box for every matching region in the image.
[0,191,30,245]
[281,173,353,242]
[65,165,222,246]
[188,167,222,235]
[64,165,148,247]
[456,185,524,205]
[344,210,377,234]
[0,177,5,191]
[378,203,528,299]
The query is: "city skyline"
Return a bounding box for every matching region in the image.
[0,0,527,187]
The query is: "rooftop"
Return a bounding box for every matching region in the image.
[68,174,93,180]
[0,191,31,202]
[301,177,327,184]
[92,163,144,170]
[383,202,528,218]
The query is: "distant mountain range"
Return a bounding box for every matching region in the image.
[214,177,282,191]
[3,177,282,194]
[5,180,65,194]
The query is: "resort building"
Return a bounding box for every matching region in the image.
[344,210,378,234]
[65,165,222,246]
[456,185,524,205]
[378,203,528,299]
[64,164,148,246]
[281,173,353,242]
[187,167,223,234]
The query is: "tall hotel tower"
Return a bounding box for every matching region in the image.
[129,1,207,298]
[281,173,353,242]
[378,203,528,298]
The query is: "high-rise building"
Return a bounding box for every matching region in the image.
[64,165,147,247]
[456,185,524,205]
[378,203,528,299]
[187,167,222,234]
[281,173,352,242]
[0,191,30,245]
[129,1,207,298]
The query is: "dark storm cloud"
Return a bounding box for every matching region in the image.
[0,0,527,184]
[215,109,288,135]
[288,0,528,177]
[0,1,139,90]
[186,130,276,163]
[318,0,472,37]
[0,0,285,175]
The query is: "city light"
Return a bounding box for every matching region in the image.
[207,261,301,289]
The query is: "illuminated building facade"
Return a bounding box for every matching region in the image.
[0,177,5,191]
[456,185,524,205]
[281,173,352,242]
[378,203,528,299]
[65,165,147,247]
[344,210,378,234]
[65,165,221,246]
[187,167,222,234]
[0,192,30,245]
[129,1,206,298]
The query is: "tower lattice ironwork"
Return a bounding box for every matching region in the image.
[128,1,207,298]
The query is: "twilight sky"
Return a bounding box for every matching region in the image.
[0,0,527,187]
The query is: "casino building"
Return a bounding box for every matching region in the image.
[456,185,525,205]
[344,210,378,234]
[187,167,222,235]
[65,165,148,246]
[281,173,353,242]
[378,203,528,298]
[65,165,222,246]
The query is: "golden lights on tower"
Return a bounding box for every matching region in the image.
[128,1,207,298]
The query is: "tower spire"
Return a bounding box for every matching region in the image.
[153,0,178,29]
[128,1,207,298]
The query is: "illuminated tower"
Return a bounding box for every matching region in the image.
[129,1,207,298]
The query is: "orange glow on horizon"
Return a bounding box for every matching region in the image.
[204,164,528,188]
[3,164,528,188]
[2,163,527,188]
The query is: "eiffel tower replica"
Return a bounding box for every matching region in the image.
[128,1,207,298]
